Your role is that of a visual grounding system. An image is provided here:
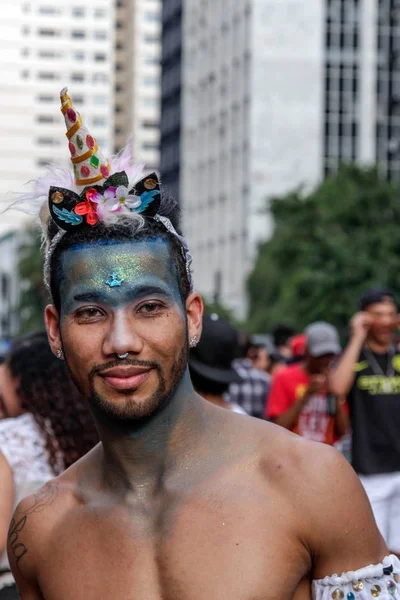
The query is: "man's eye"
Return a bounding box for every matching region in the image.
[138,303,162,314]
[77,308,103,319]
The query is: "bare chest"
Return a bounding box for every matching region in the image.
[38,496,310,600]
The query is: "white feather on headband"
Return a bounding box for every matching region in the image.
[4,142,145,224]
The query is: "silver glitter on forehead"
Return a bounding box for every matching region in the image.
[43,215,194,298]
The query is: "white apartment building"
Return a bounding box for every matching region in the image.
[0,0,115,234]
[181,0,382,318]
[114,0,161,171]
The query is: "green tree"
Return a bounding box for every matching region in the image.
[247,165,400,337]
[17,226,48,334]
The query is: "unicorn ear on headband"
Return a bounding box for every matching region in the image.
[48,89,161,231]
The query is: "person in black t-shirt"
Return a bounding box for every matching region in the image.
[330,288,400,554]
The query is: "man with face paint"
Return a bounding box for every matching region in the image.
[6,89,400,599]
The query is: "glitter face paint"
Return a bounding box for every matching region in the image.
[59,238,183,320]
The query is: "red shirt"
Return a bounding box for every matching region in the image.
[266,364,336,445]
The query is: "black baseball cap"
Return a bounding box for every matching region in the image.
[189,315,243,385]
[359,288,397,311]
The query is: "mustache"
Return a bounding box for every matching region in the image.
[89,358,161,381]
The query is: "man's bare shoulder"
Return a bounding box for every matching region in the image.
[249,421,387,576]
[7,444,103,576]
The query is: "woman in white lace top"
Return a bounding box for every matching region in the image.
[0,333,98,598]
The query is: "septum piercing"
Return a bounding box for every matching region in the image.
[117,353,129,360]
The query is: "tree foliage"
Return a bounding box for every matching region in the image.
[247,165,400,336]
[17,226,48,334]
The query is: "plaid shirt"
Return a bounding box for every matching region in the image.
[228,359,270,419]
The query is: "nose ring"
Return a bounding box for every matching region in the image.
[117,353,129,360]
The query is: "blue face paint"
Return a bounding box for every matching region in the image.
[58,238,183,319]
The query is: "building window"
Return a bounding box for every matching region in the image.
[37,115,55,123]
[94,95,107,105]
[144,56,159,65]
[73,51,85,61]
[94,53,107,62]
[144,34,159,44]
[94,31,107,40]
[143,97,159,107]
[93,117,106,127]
[93,73,108,83]
[38,71,57,80]
[142,120,158,129]
[71,30,86,39]
[94,8,107,18]
[38,94,55,102]
[39,50,61,59]
[36,159,51,167]
[21,70,30,79]
[72,7,85,17]
[144,12,160,22]
[22,26,30,35]
[37,137,58,145]
[38,28,56,36]
[71,73,85,82]
[21,48,30,57]
[39,6,59,15]
[142,76,158,87]
[142,142,159,151]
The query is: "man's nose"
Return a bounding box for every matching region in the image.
[102,312,144,357]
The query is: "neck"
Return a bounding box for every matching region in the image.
[93,370,208,494]
[366,337,392,353]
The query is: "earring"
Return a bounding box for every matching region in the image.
[56,349,64,360]
[189,336,199,348]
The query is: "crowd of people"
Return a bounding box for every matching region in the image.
[0,88,399,599]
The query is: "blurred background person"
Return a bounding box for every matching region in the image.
[330,288,400,555]
[266,322,348,445]
[288,334,307,364]
[189,314,247,414]
[228,334,270,419]
[0,332,99,598]
[272,325,295,360]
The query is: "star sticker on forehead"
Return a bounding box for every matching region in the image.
[105,273,125,288]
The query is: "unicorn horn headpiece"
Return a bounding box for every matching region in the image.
[60,87,111,188]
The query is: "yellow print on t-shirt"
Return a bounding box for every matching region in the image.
[357,375,400,395]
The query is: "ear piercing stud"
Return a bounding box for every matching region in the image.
[189,336,199,348]
[56,349,64,360]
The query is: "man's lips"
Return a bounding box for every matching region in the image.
[99,366,152,391]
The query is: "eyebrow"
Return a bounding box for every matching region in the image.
[73,285,172,304]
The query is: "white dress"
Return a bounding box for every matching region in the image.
[0,413,60,574]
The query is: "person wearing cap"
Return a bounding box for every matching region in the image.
[189,314,247,414]
[266,322,348,445]
[330,288,400,554]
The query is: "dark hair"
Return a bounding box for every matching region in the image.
[359,287,397,311]
[6,332,98,475]
[273,325,295,348]
[45,192,191,311]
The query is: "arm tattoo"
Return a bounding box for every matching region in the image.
[8,482,59,567]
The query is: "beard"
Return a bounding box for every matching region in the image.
[66,344,188,424]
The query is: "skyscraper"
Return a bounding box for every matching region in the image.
[0,0,115,233]
[114,0,162,172]
[159,0,183,201]
[180,0,398,317]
